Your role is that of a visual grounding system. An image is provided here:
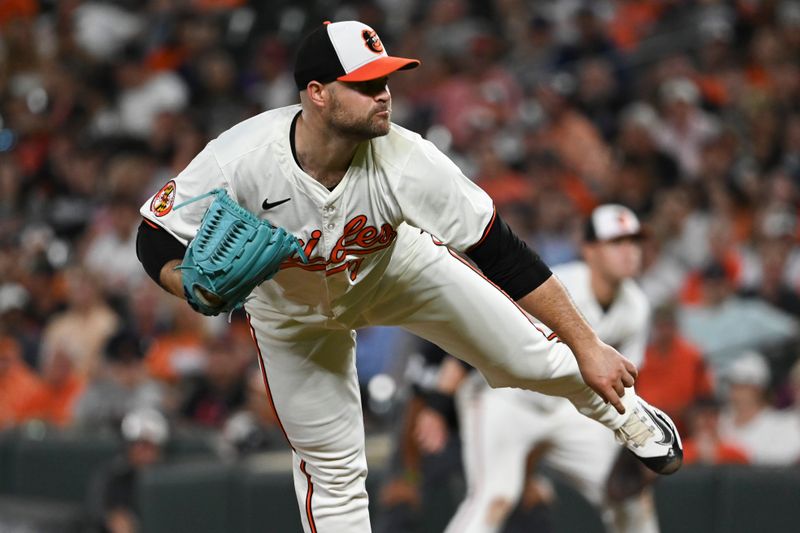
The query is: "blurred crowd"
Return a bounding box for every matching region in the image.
[2,0,800,493]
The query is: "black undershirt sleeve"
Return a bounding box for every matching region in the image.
[136,219,187,287]
[465,212,552,301]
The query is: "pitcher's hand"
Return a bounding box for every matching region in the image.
[575,340,637,414]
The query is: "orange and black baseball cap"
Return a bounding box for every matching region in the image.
[584,204,645,242]
[294,21,420,90]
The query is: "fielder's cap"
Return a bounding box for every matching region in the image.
[726,351,770,388]
[584,204,644,242]
[293,20,420,90]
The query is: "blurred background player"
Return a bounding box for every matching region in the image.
[416,204,659,533]
[376,340,466,533]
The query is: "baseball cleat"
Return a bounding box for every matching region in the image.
[615,398,683,475]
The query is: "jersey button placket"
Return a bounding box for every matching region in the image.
[323,204,336,231]
[320,203,340,292]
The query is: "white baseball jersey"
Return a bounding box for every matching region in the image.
[140,105,632,533]
[141,104,493,320]
[553,261,650,367]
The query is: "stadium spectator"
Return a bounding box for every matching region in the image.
[39,266,119,378]
[639,186,712,307]
[506,15,559,92]
[719,351,800,465]
[0,282,38,367]
[678,217,743,307]
[614,103,679,194]
[739,209,800,316]
[637,303,714,434]
[191,48,251,137]
[677,261,799,372]
[429,32,522,150]
[681,397,749,466]
[653,77,719,179]
[74,329,164,432]
[0,335,41,429]
[18,346,85,427]
[179,333,248,428]
[245,36,298,112]
[144,300,209,383]
[82,194,146,296]
[112,44,189,138]
[554,5,623,74]
[575,57,625,141]
[607,0,664,52]
[531,71,614,194]
[473,142,535,211]
[86,408,169,533]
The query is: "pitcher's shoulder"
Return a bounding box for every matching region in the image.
[372,123,425,156]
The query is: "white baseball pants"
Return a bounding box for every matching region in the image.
[247,229,629,532]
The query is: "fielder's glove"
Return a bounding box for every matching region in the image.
[174,189,307,316]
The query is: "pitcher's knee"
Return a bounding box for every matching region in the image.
[319,456,367,488]
[482,366,526,389]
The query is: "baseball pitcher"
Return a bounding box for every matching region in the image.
[136,21,681,532]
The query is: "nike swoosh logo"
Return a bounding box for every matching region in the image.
[262,197,291,210]
[643,407,675,446]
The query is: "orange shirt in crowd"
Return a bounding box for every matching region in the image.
[0,0,37,27]
[145,332,207,383]
[17,374,85,427]
[682,439,749,465]
[0,337,43,429]
[608,0,664,52]
[637,337,713,431]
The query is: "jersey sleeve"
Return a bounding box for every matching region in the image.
[139,144,231,245]
[394,139,494,252]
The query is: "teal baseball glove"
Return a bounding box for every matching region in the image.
[174,189,307,316]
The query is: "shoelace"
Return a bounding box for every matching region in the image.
[617,410,655,448]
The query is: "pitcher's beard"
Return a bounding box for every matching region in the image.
[329,101,391,140]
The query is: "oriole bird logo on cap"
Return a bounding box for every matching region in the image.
[362,29,383,54]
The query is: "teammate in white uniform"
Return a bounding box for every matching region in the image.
[135,21,681,532]
[440,205,659,533]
